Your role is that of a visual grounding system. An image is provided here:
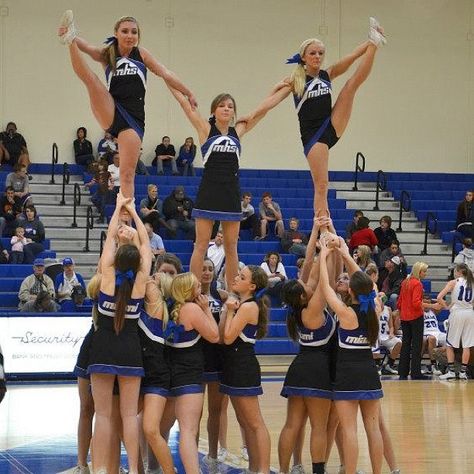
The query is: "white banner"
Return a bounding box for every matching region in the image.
[0,315,92,374]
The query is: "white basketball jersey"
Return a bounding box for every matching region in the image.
[451,278,474,311]
[379,306,391,340]
[423,310,440,335]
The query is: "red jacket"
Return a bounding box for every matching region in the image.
[349,228,378,252]
[397,277,423,320]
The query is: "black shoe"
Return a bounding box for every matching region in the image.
[28,174,33,181]
[411,374,432,380]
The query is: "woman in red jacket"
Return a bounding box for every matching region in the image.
[349,216,378,254]
[397,261,430,379]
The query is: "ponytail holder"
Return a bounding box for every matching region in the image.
[115,270,134,287]
[104,36,118,46]
[358,290,376,313]
[208,115,216,125]
[255,288,267,300]
[285,52,302,64]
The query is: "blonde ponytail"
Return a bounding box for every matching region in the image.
[170,272,198,323]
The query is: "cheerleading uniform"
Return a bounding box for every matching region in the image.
[105,47,147,140]
[87,291,144,377]
[281,310,336,399]
[202,294,224,382]
[294,70,339,156]
[193,124,242,221]
[333,304,383,400]
[74,322,94,379]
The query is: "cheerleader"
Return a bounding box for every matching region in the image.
[219,265,270,473]
[58,11,195,198]
[168,272,219,474]
[319,239,383,474]
[87,193,152,474]
[437,263,474,380]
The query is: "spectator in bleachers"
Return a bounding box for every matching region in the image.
[108,152,121,193]
[239,192,260,239]
[259,192,284,239]
[73,126,95,168]
[456,190,473,239]
[153,136,178,175]
[163,186,195,239]
[0,240,9,263]
[144,222,165,258]
[0,186,22,237]
[85,160,114,223]
[377,256,404,310]
[373,215,397,253]
[345,210,364,244]
[177,137,197,176]
[97,131,117,163]
[260,251,287,304]
[0,122,30,169]
[353,245,374,271]
[281,217,308,257]
[20,290,59,313]
[135,148,150,176]
[61,284,90,312]
[378,239,406,272]
[453,238,474,273]
[140,184,171,235]
[349,216,377,253]
[5,164,32,208]
[18,259,55,310]
[10,226,27,264]
[55,257,86,307]
[0,141,9,167]
[207,230,225,276]
[17,205,45,264]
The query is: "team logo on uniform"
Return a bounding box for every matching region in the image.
[210,138,238,153]
[115,63,139,76]
[345,335,369,345]
[308,82,330,98]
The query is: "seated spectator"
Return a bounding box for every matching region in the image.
[353,245,374,271]
[281,217,308,257]
[17,205,45,264]
[0,240,9,264]
[239,192,260,239]
[345,209,364,244]
[374,215,397,253]
[140,184,173,235]
[0,186,22,237]
[85,160,114,222]
[422,294,446,375]
[456,190,473,239]
[379,239,407,276]
[176,137,197,176]
[0,141,9,167]
[153,136,178,175]
[5,163,32,208]
[144,223,166,258]
[10,226,28,264]
[163,186,195,239]
[259,192,284,239]
[135,148,150,176]
[207,230,225,276]
[54,257,86,306]
[107,152,121,193]
[349,216,378,253]
[377,256,404,310]
[260,251,287,304]
[59,285,92,312]
[453,237,474,273]
[0,122,30,169]
[18,259,55,310]
[73,127,95,168]
[20,290,59,313]
[97,131,117,163]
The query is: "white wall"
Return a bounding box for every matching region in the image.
[0,0,473,173]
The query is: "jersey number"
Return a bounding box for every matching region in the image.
[457,285,473,303]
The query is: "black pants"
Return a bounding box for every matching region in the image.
[398,316,424,378]
[240,214,260,238]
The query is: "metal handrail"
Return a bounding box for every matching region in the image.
[99,231,107,257]
[421,212,438,255]
[352,152,366,191]
[71,183,81,228]
[59,163,70,206]
[84,206,94,252]
[396,190,412,232]
[50,143,58,184]
[373,170,387,211]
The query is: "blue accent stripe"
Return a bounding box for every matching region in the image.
[203,371,222,382]
[87,364,144,377]
[142,386,170,397]
[219,383,263,397]
[170,383,204,396]
[280,386,333,399]
[303,116,331,156]
[115,102,144,140]
[73,365,89,380]
[192,208,243,221]
[333,389,384,400]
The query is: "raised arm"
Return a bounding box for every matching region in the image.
[140,47,197,107]
[74,37,105,63]
[234,80,292,137]
[335,238,360,276]
[326,41,371,81]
